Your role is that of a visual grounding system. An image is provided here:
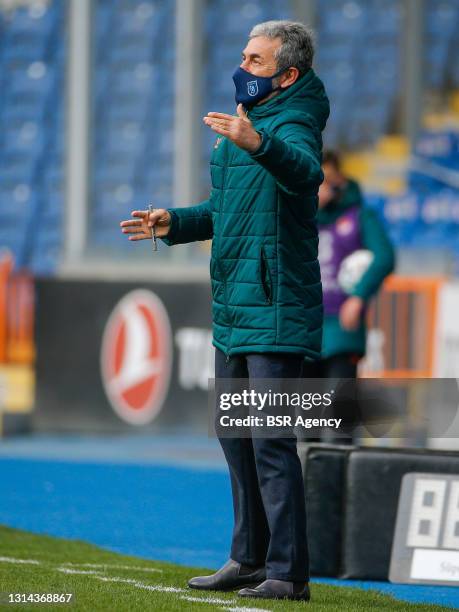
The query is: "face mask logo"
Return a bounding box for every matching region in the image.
[247,80,258,97]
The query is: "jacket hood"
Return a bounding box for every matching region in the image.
[247,68,330,132]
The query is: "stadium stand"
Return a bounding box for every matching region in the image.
[89,0,175,252]
[0,0,458,272]
[316,0,402,149]
[0,0,66,274]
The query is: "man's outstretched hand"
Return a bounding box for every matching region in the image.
[203,103,262,153]
[120,208,171,241]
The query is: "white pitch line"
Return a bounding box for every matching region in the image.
[94,577,271,612]
[180,595,238,605]
[57,568,102,575]
[0,555,272,612]
[60,562,163,573]
[224,608,272,612]
[94,575,187,593]
[0,556,40,565]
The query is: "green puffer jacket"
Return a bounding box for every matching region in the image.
[163,69,330,360]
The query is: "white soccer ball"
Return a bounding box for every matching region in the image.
[337,249,374,294]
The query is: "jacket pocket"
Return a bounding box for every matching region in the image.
[259,245,273,305]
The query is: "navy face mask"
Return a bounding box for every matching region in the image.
[232,65,286,108]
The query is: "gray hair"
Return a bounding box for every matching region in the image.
[249,20,315,77]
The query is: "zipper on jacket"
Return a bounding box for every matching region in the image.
[217,142,232,359]
[218,259,232,363]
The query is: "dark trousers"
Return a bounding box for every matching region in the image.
[215,347,309,582]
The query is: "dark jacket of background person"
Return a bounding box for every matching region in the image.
[318,178,395,359]
[163,69,330,360]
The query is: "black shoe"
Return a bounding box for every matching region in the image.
[188,559,265,591]
[238,578,311,601]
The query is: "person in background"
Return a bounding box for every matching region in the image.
[303,150,395,380]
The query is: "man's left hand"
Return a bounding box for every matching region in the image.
[203,104,262,153]
[339,296,364,331]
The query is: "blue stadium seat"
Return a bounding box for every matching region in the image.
[108,38,155,65]
[1,95,48,122]
[316,42,354,65]
[6,62,55,97]
[319,61,356,96]
[38,207,64,237]
[206,0,291,40]
[0,155,38,184]
[5,4,57,37]
[318,0,367,37]
[358,56,399,98]
[205,93,234,116]
[88,223,134,250]
[206,76,234,104]
[40,164,64,213]
[0,185,38,224]
[425,0,458,35]
[345,98,391,148]
[29,235,61,275]
[114,5,163,39]
[42,189,63,216]
[42,160,64,192]
[103,94,151,122]
[94,156,138,187]
[142,167,173,205]
[3,120,46,156]
[323,101,348,144]
[0,227,28,257]
[1,33,49,63]
[93,189,137,219]
[48,123,65,159]
[102,120,146,156]
[366,2,401,37]
[109,63,157,95]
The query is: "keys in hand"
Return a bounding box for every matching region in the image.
[148,204,158,251]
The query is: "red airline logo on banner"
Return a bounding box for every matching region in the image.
[100,289,172,425]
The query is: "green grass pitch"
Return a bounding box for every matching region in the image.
[0,526,451,611]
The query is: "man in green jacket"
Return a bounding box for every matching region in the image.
[120,20,329,602]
